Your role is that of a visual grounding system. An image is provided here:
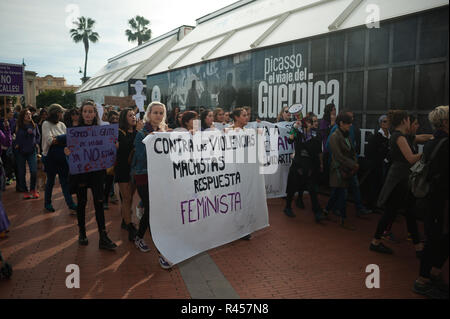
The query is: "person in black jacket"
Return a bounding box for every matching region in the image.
[284,115,325,223]
[65,101,117,250]
[413,105,449,299]
[365,115,391,212]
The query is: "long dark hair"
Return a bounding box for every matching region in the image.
[181,111,198,129]
[16,109,36,132]
[63,108,80,128]
[119,107,135,131]
[388,110,409,128]
[79,101,99,126]
[200,110,213,130]
[323,103,335,123]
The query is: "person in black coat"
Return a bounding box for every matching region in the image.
[413,105,449,299]
[284,115,325,223]
[365,115,391,211]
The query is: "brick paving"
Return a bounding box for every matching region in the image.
[0,180,447,299]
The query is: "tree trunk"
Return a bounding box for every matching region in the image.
[83,38,89,82]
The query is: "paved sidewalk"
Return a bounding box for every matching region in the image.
[0,182,447,299]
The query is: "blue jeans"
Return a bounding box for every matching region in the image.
[43,155,75,208]
[17,150,37,192]
[326,187,348,219]
[349,175,364,211]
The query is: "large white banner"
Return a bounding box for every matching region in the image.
[144,130,269,265]
[246,121,295,198]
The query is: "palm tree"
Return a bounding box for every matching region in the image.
[70,17,100,83]
[125,16,152,46]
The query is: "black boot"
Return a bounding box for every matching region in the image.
[99,231,117,251]
[78,229,88,246]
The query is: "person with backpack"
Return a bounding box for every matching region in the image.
[116,108,143,241]
[369,110,423,256]
[412,105,449,299]
[41,104,77,213]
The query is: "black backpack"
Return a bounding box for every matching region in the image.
[409,138,448,198]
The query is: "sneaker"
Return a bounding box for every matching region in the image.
[381,231,399,243]
[5,179,12,186]
[370,242,393,254]
[30,190,40,199]
[283,207,295,218]
[136,205,144,220]
[103,202,109,210]
[134,237,150,253]
[45,204,56,212]
[23,192,32,200]
[159,255,172,270]
[413,280,449,299]
[127,223,137,242]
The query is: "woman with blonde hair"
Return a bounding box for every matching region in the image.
[277,106,292,122]
[213,108,225,124]
[131,102,172,269]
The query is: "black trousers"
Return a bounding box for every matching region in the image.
[103,174,115,205]
[76,178,106,233]
[419,197,449,278]
[136,183,150,239]
[286,163,321,215]
[374,181,420,244]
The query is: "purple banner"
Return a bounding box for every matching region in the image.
[66,124,118,175]
[0,63,24,96]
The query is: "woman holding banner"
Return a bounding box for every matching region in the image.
[0,119,12,239]
[116,108,142,241]
[65,101,117,250]
[41,104,77,213]
[227,108,252,240]
[131,102,172,269]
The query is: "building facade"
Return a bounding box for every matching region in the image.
[36,75,79,94]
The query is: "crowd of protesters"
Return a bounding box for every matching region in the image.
[0,97,448,298]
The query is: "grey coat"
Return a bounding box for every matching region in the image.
[328,128,358,188]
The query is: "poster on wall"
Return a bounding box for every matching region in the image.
[146,45,340,120]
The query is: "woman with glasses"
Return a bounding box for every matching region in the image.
[277,106,292,122]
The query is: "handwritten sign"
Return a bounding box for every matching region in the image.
[144,130,269,265]
[66,124,118,175]
[0,63,24,96]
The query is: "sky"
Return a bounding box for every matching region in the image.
[0,0,238,86]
